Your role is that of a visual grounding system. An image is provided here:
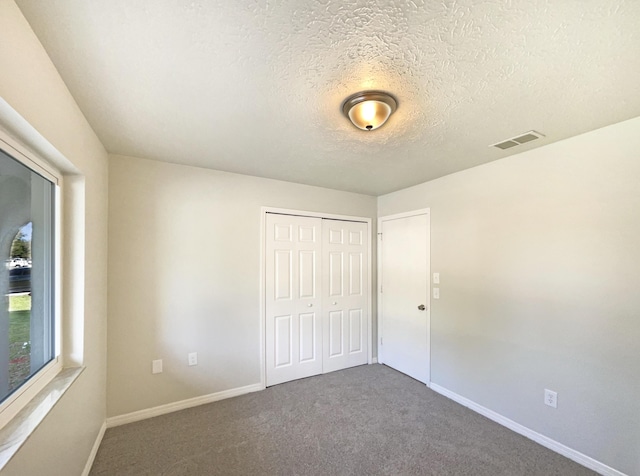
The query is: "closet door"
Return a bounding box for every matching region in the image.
[266,214,323,386]
[322,220,369,373]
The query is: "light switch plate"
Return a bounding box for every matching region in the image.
[152,359,163,374]
[433,288,440,299]
[433,272,440,284]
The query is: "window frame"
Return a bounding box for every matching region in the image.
[0,131,63,429]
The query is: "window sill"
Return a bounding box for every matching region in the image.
[0,367,84,470]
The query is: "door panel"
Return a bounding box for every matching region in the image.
[299,225,316,242]
[266,214,323,386]
[274,314,292,367]
[349,309,363,353]
[299,250,316,299]
[299,312,317,362]
[349,252,362,295]
[274,224,292,242]
[329,228,343,244]
[380,212,430,384]
[329,310,343,357]
[322,220,369,373]
[329,252,343,296]
[274,251,292,300]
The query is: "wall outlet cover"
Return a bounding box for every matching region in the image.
[544,389,558,408]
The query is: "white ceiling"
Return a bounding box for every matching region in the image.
[15,0,640,195]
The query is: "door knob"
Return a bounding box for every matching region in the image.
[332,302,337,305]
[418,304,426,311]
[308,304,313,307]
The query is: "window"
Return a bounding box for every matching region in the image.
[1,147,56,406]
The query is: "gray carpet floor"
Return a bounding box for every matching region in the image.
[90,364,595,475]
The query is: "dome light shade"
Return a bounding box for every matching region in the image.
[342,91,397,131]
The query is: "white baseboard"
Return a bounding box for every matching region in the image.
[106,383,264,428]
[82,421,106,476]
[371,357,378,364]
[429,383,626,476]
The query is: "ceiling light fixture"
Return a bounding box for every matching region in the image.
[342,91,397,131]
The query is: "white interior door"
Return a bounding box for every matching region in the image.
[266,214,323,386]
[322,219,369,373]
[379,211,430,384]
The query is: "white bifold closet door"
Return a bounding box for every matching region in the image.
[322,219,369,373]
[266,214,368,387]
[266,214,323,386]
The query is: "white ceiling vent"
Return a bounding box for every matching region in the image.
[491,131,545,150]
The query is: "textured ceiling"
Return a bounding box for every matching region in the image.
[15,0,640,195]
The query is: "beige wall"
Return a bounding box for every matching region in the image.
[0,1,109,474]
[378,116,640,475]
[108,155,376,417]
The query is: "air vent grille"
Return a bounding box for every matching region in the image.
[491,131,545,150]
[494,140,519,150]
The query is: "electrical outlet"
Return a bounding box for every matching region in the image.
[188,352,198,366]
[544,389,557,408]
[152,359,163,374]
[433,287,440,299]
[433,272,440,284]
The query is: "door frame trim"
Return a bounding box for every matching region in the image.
[260,207,373,388]
[377,208,431,387]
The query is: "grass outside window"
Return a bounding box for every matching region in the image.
[7,294,31,391]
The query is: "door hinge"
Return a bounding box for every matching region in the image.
[380,337,383,345]
[378,232,383,241]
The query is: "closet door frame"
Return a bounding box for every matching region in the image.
[260,207,373,388]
